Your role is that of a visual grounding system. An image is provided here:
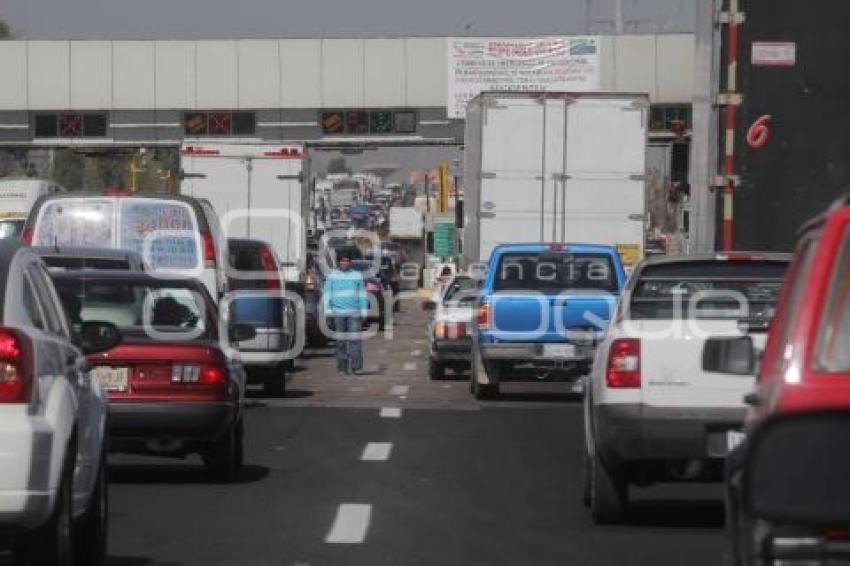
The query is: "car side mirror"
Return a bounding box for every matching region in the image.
[229,323,257,343]
[80,321,122,355]
[422,300,437,312]
[702,336,756,375]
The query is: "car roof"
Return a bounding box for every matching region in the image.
[49,269,205,288]
[25,191,212,230]
[637,252,793,268]
[491,242,618,254]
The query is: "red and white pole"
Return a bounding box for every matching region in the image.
[722,0,740,251]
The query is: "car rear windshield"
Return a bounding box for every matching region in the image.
[34,198,201,271]
[444,277,479,306]
[629,260,788,320]
[493,252,618,293]
[53,278,210,338]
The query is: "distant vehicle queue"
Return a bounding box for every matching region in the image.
[1,92,849,566]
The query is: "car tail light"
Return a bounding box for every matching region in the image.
[606,339,641,388]
[20,228,33,246]
[437,322,466,339]
[477,301,491,330]
[171,364,225,387]
[258,244,282,290]
[200,365,226,385]
[200,231,216,266]
[0,329,30,404]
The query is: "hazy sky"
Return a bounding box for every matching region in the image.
[1,0,694,39]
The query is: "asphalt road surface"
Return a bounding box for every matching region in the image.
[8,298,729,565]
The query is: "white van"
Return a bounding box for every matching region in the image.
[0,178,66,239]
[22,192,229,299]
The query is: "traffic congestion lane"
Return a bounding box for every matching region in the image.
[106,405,724,566]
[104,303,725,566]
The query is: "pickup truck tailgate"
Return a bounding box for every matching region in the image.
[631,320,766,409]
[491,292,616,342]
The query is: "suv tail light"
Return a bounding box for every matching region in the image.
[606,338,641,388]
[0,329,31,403]
[258,244,282,290]
[20,228,33,246]
[477,301,491,330]
[201,231,216,267]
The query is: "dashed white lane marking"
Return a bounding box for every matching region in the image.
[325,504,372,544]
[390,385,410,396]
[380,407,402,418]
[410,349,422,357]
[403,362,417,371]
[360,442,393,461]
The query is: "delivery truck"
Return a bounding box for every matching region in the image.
[180,143,307,281]
[462,92,648,268]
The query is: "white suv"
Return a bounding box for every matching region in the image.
[0,241,120,565]
[584,253,790,523]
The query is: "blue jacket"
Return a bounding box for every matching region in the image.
[322,269,369,316]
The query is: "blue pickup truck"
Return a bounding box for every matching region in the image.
[470,243,627,399]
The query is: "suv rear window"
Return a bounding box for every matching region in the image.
[34,198,201,271]
[629,260,787,320]
[119,200,200,270]
[493,252,617,293]
[35,199,115,249]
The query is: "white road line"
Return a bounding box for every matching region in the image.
[360,442,393,461]
[411,349,422,357]
[325,504,372,544]
[390,385,410,396]
[403,362,417,371]
[380,407,402,418]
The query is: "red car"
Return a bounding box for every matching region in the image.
[704,198,850,564]
[51,271,251,481]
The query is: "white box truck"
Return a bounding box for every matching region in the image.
[463,92,648,268]
[0,178,66,239]
[180,143,307,281]
[389,206,424,239]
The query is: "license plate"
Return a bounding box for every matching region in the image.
[90,366,129,392]
[543,343,576,358]
[727,430,746,452]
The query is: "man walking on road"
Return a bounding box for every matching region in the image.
[322,252,369,375]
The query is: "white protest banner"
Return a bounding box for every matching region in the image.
[447,36,601,119]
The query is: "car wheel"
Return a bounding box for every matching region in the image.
[74,451,108,566]
[429,358,445,380]
[18,458,74,566]
[204,420,242,482]
[589,449,628,524]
